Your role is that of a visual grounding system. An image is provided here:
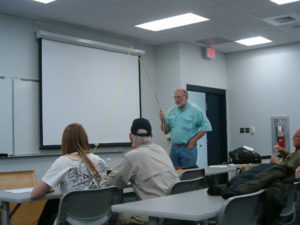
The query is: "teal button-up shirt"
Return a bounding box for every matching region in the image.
[165,101,212,144]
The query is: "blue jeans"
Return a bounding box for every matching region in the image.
[170,145,197,168]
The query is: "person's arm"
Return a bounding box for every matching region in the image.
[187,131,207,148]
[273,144,289,158]
[161,120,169,134]
[159,111,170,134]
[31,156,64,199]
[281,150,300,170]
[107,157,133,188]
[187,107,212,148]
[31,181,53,199]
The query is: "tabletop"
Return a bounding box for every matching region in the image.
[0,188,62,203]
[112,188,224,222]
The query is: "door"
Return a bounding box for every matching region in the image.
[188,91,208,167]
[187,84,228,166]
[206,92,228,165]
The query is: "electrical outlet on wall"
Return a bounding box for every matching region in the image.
[249,126,255,134]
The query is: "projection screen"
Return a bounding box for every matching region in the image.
[40,39,140,148]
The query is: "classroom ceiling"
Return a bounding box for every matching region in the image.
[1,0,300,53]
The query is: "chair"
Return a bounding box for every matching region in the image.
[179,168,205,181]
[216,189,265,225]
[277,181,300,224]
[54,186,122,225]
[0,170,39,221]
[168,177,206,195]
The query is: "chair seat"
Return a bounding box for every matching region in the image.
[54,214,110,225]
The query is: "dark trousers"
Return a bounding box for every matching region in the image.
[37,199,60,225]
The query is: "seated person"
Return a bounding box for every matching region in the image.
[107,118,179,225]
[270,129,300,170]
[208,129,300,225]
[31,123,107,225]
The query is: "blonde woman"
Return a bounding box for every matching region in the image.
[31,123,107,225]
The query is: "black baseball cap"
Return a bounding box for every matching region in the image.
[131,118,152,136]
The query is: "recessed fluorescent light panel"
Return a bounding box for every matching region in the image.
[135,13,209,31]
[235,36,272,46]
[34,0,56,4]
[270,0,300,5]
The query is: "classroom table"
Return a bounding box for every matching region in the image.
[112,188,225,225]
[176,164,240,177]
[0,188,62,225]
[204,164,240,184]
[205,164,240,176]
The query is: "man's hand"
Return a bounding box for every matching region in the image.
[272,144,289,158]
[187,138,197,149]
[159,111,165,121]
[187,131,206,149]
[160,111,169,134]
[273,144,285,154]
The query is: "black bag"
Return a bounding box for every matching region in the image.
[229,147,262,164]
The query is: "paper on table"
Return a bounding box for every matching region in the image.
[5,187,33,193]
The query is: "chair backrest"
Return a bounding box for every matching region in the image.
[168,177,206,195]
[0,170,36,190]
[217,189,265,225]
[278,181,300,224]
[179,168,205,180]
[55,186,122,225]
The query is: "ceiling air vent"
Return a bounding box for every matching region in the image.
[275,16,295,23]
[263,14,300,26]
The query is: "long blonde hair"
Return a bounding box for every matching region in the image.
[61,123,100,183]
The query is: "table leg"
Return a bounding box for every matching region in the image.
[214,175,219,185]
[1,201,9,225]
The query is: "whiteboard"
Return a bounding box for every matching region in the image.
[41,39,140,147]
[14,79,40,155]
[0,78,13,155]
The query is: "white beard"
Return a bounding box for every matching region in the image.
[176,100,187,108]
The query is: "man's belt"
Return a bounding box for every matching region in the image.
[173,143,187,147]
